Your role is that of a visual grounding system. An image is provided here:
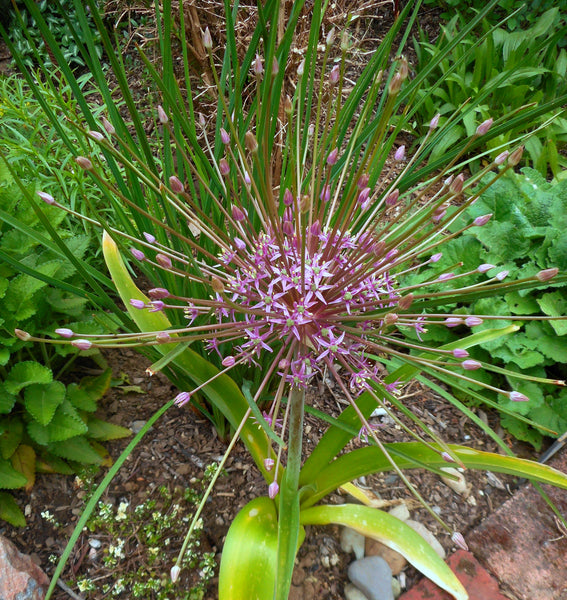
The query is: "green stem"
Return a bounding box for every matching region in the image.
[275,383,305,599]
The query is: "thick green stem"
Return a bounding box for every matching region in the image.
[275,384,305,600]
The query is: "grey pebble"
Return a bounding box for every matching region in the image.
[348,556,394,600]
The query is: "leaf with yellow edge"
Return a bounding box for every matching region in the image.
[300,504,468,600]
[10,444,36,492]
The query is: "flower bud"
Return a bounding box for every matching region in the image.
[398,56,409,80]
[75,156,93,170]
[442,452,456,463]
[358,187,371,205]
[385,189,399,206]
[445,317,463,327]
[88,130,104,142]
[394,145,406,161]
[157,105,168,124]
[509,391,529,402]
[476,118,493,136]
[320,184,331,203]
[388,73,403,95]
[156,332,171,343]
[222,356,236,367]
[430,252,443,263]
[327,148,339,165]
[102,117,115,135]
[15,329,32,341]
[219,158,230,176]
[130,248,146,261]
[234,237,246,251]
[282,188,294,207]
[384,313,398,325]
[297,59,305,76]
[496,270,509,281]
[536,268,558,282]
[494,150,509,165]
[72,339,92,351]
[170,566,181,583]
[477,263,495,273]
[143,232,156,243]
[462,359,482,370]
[465,316,483,326]
[452,348,469,358]
[310,220,322,237]
[203,27,213,49]
[329,64,340,85]
[284,95,293,114]
[438,272,454,281]
[37,191,55,205]
[130,299,146,309]
[148,288,170,299]
[169,175,184,193]
[398,294,414,310]
[245,131,258,153]
[211,276,224,293]
[450,173,464,194]
[451,532,468,551]
[175,391,191,406]
[232,205,246,222]
[473,214,492,227]
[264,458,275,471]
[149,300,165,312]
[253,54,263,75]
[508,145,524,166]
[268,481,279,499]
[156,254,172,269]
[326,27,336,47]
[220,128,230,145]
[340,30,350,51]
[429,113,440,130]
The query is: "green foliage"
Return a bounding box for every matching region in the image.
[0,368,131,526]
[404,168,567,448]
[412,9,567,177]
[6,0,103,68]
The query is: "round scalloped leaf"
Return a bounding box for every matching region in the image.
[66,383,97,412]
[0,457,28,489]
[4,361,52,395]
[0,386,16,415]
[10,444,36,492]
[48,436,103,465]
[0,418,23,460]
[24,381,66,426]
[0,492,26,527]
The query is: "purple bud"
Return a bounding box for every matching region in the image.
[477,263,495,273]
[429,113,440,130]
[385,189,399,206]
[473,214,492,227]
[509,391,529,402]
[143,232,156,243]
[536,268,558,282]
[130,248,146,261]
[149,300,165,312]
[462,359,482,370]
[253,54,263,75]
[508,146,524,166]
[75,156,93,170]
[450,174,464,194]
[445,317,463,327]
[465,316,483,327]
[297,59,305,76]
[278,359,290,370]
[357,174,370,189]
[495,150,509,165]
[452,349,469,358]
[157,105,168,124]
[220,128,230,145]
[442,451,456,463]
[234,237,246,251]
[444,175,454,187]
[87,130,104,142]
[495,270,509,281]
[72,339,92,351]
[244,171,251,186]
[358,187,371,205]
[175,391,192,407]
[320,184,331,203]
[476,118,493,136]
[102,117,115,135]
[310,220,321,237]
[37,191,55,205]
[55,327,74,338]
[232,205,246,222]
[451,532,469,551]
[438,272,454,281]
[283,188,294,207]
[222,356,236,367]
[156,332,171,343]
[219,158,230,176]
[264,458,275,471]
[327,148,339,165]
[394,145,406,161]
[15,329,32,341]
[203,27,213,50]
[148,288,170,299]
[268,481,279,499]
[156,254,172,269]
[326,27,336,47]
[169,176,184,193]
[130,299,146,309]
[430,252,443,263]
[329,64,340,85]
[282,220,294,236]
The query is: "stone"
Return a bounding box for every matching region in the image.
[0,535,49,600]
[341,527,366,560]
[388,503,410,522]
[405,520,446,559]
[345,583,370,600]
[440,468,470,497]
[365,538,407,575]
[348,556,394,600]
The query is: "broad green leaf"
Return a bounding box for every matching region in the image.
[0,457,28,489]
[87,417,132,441]
[35,455,74,475]
[4,361,52,395]
[80,368,112,401]
[537,292,567,336]
[48,436,102,465]
[0,492,26,526]
[0,418,23,460]
[66,382,97,412]
[10,444,36,492]
[0,387,16,414]
[300,504,467,600]
[219,497,278,600]
[24,381,66,426]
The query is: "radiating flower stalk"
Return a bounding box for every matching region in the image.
[19,24,565,587]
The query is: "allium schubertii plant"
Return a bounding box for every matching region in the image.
[11,1,567,598]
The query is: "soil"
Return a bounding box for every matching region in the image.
[0,2,550,600]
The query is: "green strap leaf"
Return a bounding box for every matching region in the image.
[300,503,467,600]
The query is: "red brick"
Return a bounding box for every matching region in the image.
[398,550,509,600]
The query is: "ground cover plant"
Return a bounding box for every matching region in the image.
[3,0,567,599]
[411,7,567,177]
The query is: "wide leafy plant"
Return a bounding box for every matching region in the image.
[3,1,567,599]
